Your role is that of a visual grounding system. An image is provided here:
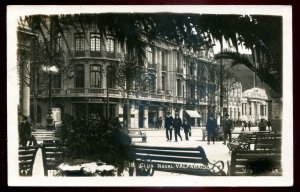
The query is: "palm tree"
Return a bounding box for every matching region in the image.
[213,15,282,96]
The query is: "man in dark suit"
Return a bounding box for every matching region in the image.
[206,113,217,144]
[223,113,233,145]
[165,112,174,142]
[173,112,182,142]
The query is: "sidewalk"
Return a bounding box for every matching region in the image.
[126,126,260,176]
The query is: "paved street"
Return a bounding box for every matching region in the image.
[126,126,260,176]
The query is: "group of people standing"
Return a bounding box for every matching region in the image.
[204,112,236,145]
[204,113,233,145]
[165,112,191,142]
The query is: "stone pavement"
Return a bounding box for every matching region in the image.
[125,126,260,176]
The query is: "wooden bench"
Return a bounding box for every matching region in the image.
[129,131,147,143]
[227,133,256,152]
[41,140,64,176]
[130,145,225,176]
[254,133,281,150]
[228,150,282,176]
[19,145,39,176]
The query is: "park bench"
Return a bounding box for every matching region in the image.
[227,133,256,152]
[129,131,147,143]
[228,149,282,176]
[254,133,281,150]
[41,140,64,176]
[129,145,225,176]
[19,145,39,176]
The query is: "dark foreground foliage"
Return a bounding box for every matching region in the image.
[58,114,131,171]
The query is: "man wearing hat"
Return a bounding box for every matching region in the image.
[173,112,183,142]
[206,113,217,144]
[223,113,233,145]
[165,111,174,142]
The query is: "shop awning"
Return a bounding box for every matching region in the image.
[185,110,201,118]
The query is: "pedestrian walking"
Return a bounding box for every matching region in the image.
[173,112,183,142]
[182,118,191,140]
[243,120,247,131]
[165,112,173,142]
[247,121,251,131]
[267,119,272,131]
[206,113,217,144]
[223,113,233,145]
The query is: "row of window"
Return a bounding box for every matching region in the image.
[241,103,267,116]
[56,33,119,53]
[73,64,209,99]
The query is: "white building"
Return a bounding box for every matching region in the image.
[241,87,269,124]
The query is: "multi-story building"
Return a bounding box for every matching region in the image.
[222,82,243,121]
[26,17,219,129]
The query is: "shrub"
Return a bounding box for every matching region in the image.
[58,114,131,174]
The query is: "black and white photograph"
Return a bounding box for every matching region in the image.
[7,5,293,186]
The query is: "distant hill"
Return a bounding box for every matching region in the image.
[222,55,267,92]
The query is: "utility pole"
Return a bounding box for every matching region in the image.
[106,65,110,119]
[219,42,224,130]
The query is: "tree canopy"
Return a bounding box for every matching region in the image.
[20,13,282,95]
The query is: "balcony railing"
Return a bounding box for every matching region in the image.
[69,88,85,93]
[88,88,105,94]
[75,51,85,57]
[165,95,173,100]
[140,92,149,97]
[108,88,120,95]
[151,93,163,99]
[71,50,123,59]
[90,51,102,57]
[67,88,120,95]
[106,52,115,58]
[52,88,63,95]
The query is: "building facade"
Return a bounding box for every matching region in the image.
[222,82,243,121]
[28,19,218,129]
[241,87,269,124]
[23,17,270,129]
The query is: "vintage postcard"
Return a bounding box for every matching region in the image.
[7,5,293,186]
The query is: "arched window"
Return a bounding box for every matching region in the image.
[106,36,114,53]
[90,65,102,88]
[75,33,85,51]
[90,33,101,52]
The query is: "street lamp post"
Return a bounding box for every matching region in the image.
[43,65,59,130]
